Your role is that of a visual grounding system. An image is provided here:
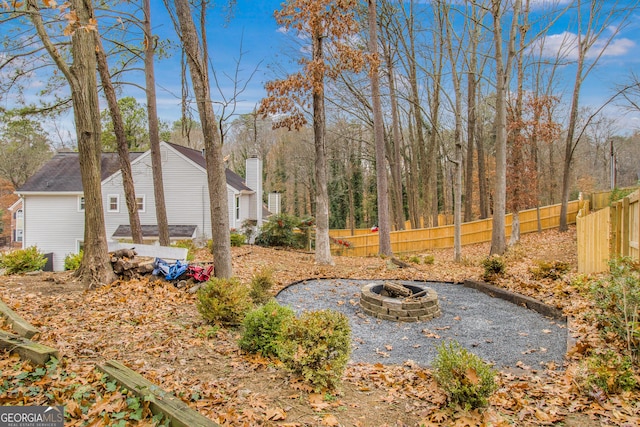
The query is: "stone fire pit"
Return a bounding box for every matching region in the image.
[359,282,441,322]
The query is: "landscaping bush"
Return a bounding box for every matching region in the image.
[406,255,421,264]
[481,255,506,282]
[278,309,351,391]
[196,277,253,326]
[529,260,570,280]
[423,254,435,265]
[230,232,246,247]
[239,300,295,358]
[574,350,637,397]
[433,341,497,410]
[589,258,640,359]
[64,251,83,271]
[0,246,47,274]
[249,268,275,305]
[254,213,305,248]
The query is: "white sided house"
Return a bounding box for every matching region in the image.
[16,142,265,271]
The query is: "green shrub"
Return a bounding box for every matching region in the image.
[171,239,195,261]
[250,268,275,305]
[590,258,640,359]
[64,251,83,271]
[255,214,306,248]
[239,300,295,358]
[196,277,253,326]
[407,255,421,264]
[279,309,351,391]
[575,350,637,396]
[0,247,47,274]
[433,341,497,410]
[610,187,637,205]
[481,255,506,282]
[230,232,245,247]
[424,254,435,265]
[529,260,570,280]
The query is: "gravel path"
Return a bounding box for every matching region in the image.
[276,279,567,369]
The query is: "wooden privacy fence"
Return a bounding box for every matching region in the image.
[331,200,581,257]
[577,189,640,274]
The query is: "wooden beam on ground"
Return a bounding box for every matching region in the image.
[0,331,59,365]
[98,360,219,427]
[0,300,40,339]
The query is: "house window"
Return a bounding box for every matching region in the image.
[78,196,85,212]
[15,229,23,242]
[235,195,240,220]
[136,196,145,213]
[16,209,23,219]
[108,195,120,212]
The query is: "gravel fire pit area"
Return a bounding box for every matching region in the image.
[276,279,568,369]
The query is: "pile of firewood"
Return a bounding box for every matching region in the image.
[110,248,155,280]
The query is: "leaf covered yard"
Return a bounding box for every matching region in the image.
[1,228,639,426]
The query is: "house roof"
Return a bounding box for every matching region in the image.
[167,143,251,192]
[17,144,253,193]
[112,224,197,239]
[17,152,144,193]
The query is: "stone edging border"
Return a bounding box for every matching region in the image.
[462,279,566,321]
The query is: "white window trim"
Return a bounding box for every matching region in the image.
[77,196,85,212]
[136,195,146,213]
[235,195,240,221]
[76,239,84,253]
[108,194,120,212]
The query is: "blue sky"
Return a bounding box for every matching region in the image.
[5,0,639,137]
[147,0,640,134]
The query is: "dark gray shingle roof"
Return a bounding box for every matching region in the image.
[17,144,252,193]
[17,152,143,192]
[112,224,197,238]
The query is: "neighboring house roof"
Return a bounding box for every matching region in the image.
[112,224,197,239]
[17,144,253,194]
[17,152,144,193]
[167,143,252,192]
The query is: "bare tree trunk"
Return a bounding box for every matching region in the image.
[144,0,170,246]
[440,0,463,261]
[384,42,405,231]
[368,0,392,256]
[95,37,143,244]
[172,0,232,278]
[312,31,333,265]
[28,0,116,287]
[490,0,520,256]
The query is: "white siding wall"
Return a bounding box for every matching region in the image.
[24,143,252,271]
[23,195,84,272]
[102,144,245,242]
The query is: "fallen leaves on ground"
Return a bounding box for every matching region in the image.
[1,226,639,426]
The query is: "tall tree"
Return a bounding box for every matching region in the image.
[143,0,170,246]
[368,0,391,256]
[26,0,115,287]
[490,0,521,255]
[559,0,637,231]
[259,0,364,265]
[168,0,233,278]
[100,97,150,151]
[0,113,53,188]
[95,42,144,244]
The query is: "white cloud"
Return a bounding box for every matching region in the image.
[531,31,635,60]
